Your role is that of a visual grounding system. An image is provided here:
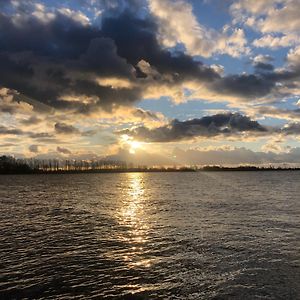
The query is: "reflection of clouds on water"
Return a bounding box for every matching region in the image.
[117,173,151,268]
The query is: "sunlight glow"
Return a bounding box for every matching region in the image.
[129,140,142,154]
[121,134,143,154]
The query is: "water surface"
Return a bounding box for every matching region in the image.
[0,172,299,299]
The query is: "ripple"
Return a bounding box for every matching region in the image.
[0,172,299,299]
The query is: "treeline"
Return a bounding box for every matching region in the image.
[0,155,195,174]
[201,165,300,171]
[0,155,199,174]
[0,155,129,174]
[1,155,299,174]
[0,156,33,174]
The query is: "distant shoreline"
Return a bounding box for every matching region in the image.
[0,168,194,175]
[2,155,300,175]
[1,167,300,175]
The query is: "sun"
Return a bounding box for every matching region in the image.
[129,140,142,154]
[121,134,143,154]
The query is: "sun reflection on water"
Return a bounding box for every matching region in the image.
[117,173,152,268]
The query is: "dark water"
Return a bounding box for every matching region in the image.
[0,172,299,299]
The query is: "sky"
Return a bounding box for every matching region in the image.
[0,0,300,166]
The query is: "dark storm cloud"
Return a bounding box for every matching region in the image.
[209,53,300,100]
[211,73,276,98]
[0,2,221,114]
[101,12,219,82]
[0,8,97,58]
[119,113,267,142]
[79,37,133,77]
[0,0,299,115]
[210,60,300,99]
[100,4,299,101]
[0,8,141,112]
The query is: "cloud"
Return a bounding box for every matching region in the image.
[56,7,90,26]
[132,108,161,121]
[118,113,267,142]
[256,1,300,34]
[172,146,300,165]
[0,88,33,114]
[30,132,54,139]
[253,33,300,49]
[249,105,300,121]
[0,6,142,113]
[0,125,25,136]
[107,147,175,166]
[54,122,98,137]
[252,54,275,72]
[211,73,275,99]
[29,144,39,153]
[0,143,16,148]
[287,45,300,68]
[149,0,214,57]
[201,50,300,102]
[20,116,42,125]
[57,146,72,154]
[149,0,250,58]
[0,0,300,162]
[101,11,219,81]
[231,0,300,50]
[0,2,222,115]
[281,122,300,135]
[0,124,54,139]
[54,122,80,135]
[108,145,300,166]
[0,0,299,115]
[230,0,280,16]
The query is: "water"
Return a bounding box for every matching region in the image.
[0,172,299,299]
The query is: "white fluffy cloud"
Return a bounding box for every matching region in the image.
[253,33,300,49]
[149,0,250,58]
[231,0,300,50]
[257,1,300,34]
[149,0,214,57]
[230,0,281,16]
[287,45,300,67]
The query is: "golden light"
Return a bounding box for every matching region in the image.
[121,134,130,142]
[121,134,143,154]
[114,173,152,269]
[129,140,142,154]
